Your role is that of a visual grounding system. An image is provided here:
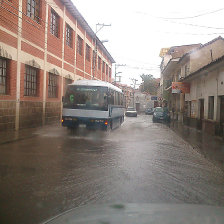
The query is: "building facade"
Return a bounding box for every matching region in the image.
[160,36,224,137]
[181,37,224,136]
[159,44,201,112]
[0,0,115,131]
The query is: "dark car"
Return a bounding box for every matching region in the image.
[152,107,170,123]
[145,108,154,115]
[125,107,137,117]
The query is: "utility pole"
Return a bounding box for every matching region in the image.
[130,78,138,108]
[114,64,126,83]
[92,23,111,80]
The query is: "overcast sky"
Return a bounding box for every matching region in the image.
[72,0,224,86]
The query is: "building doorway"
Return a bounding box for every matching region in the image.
[135,103,140,113]
[220,96,224,136]
[198,99,204,130]
[199,99,204,120]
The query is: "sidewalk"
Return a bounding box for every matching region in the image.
[0,123,60,145]
[168,121,224,169]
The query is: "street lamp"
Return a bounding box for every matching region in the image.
[130,78,138,108]
[114,64,126,84]
[100,40,109,43]
[115,71,122,83]
[92,23,111,80]
[96,23,111,34]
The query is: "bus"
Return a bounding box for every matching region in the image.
[62,80,125,130]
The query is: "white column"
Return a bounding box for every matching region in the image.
[42,3,49,125]
[74,20,78,80]
[60,5,66,118]
[15,0,23,130]
[83,31,86,78]
[214,72,219,121]
[214,95,218,121]
[90,39,93,78]
[204,97,208,119]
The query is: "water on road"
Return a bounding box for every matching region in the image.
[0,115,224,224]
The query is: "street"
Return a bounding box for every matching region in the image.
[0,115,224,224]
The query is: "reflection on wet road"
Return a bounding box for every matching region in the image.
[0,115,224,224]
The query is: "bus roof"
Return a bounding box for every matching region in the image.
[69,80,123,93]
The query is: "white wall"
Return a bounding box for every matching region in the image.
[185,65,224,121]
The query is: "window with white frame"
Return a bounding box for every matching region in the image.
[48,73,58,98]
[66,24,73,47]
[86,44,90,61]
[102,61,105,73]
[184,64,190,77]
[106,64,108,76]
[98,56,101,70]
[77,35,83,55]
[109,67,111,77]
[27,0,40,22]
[92,50,95,67]
[0,58,8,95]
[24,65,38,96]
[50,9,59,37]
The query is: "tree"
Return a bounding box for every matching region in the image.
[140,74,158,95]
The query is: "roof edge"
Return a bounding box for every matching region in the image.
[183,54,224,81]
[61,0,115,64]
[179,36,224,64]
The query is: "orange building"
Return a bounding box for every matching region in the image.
[0,0,115,131]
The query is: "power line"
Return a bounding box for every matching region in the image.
[135,11,224,35]
[153,29,224,36]
[119,57,160,65]
[162,19,224,30]
[159,8,224,20]
[125,65,161,71]
[136,7,224,20]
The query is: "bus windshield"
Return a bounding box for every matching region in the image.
[63,85,108,111]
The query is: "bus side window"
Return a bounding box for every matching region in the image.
[109,89,114,105]
[118,93,120,106]
[115,92,119,105]
[120,94,124,106]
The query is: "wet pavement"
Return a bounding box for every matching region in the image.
[168,121,224,169]
[0,115,224,224]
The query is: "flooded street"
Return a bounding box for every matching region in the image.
[1,115,224,224]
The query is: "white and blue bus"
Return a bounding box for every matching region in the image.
[62,80,125,130]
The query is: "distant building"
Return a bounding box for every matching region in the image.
[134,90,158,113]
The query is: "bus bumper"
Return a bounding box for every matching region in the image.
[61,116,110,130]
